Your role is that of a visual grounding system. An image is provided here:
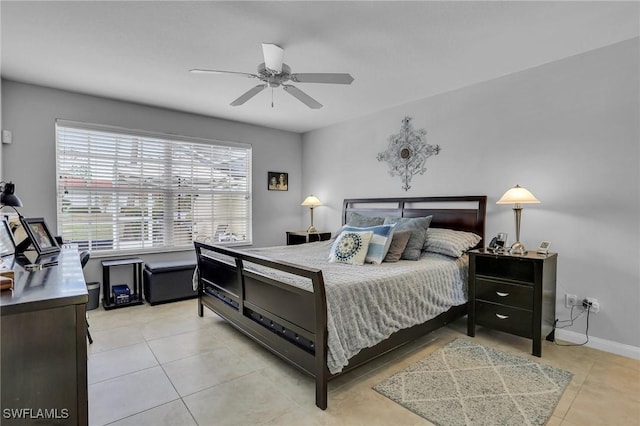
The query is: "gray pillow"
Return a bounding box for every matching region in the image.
[346,212,385,227]
[334,212,386,238]
[383,216,433,260]
[383,230,411,262]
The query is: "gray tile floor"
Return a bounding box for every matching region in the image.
[87,299,640,425]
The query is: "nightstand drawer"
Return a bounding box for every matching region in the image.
[475,278,533,310]
[475,301,533,339]
[475,255,535,283]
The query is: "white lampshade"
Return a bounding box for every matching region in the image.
[496,185,540,205]
[301,195,322,207]
[496,184,540,255]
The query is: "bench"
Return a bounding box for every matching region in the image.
[143,260,197,305]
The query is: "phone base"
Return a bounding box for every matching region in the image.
[509,241,526,255]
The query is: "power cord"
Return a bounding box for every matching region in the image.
[552,304,591,347]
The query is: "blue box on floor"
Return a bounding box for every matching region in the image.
[112,284,131,305]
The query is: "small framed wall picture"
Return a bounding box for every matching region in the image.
[268,171,288,191]
[20,217,61,256]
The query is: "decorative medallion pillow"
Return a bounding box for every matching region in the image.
[328,231,374,265]
[383,216,433,260]
[423,228,482,258]
[341,224,396,264]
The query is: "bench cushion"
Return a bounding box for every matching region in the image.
[145,260,197,273]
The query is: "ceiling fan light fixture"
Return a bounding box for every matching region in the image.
[262,43,284,74]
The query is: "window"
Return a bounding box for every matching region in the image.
[55,120,252,254]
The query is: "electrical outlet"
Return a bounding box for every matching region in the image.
[565,293,578,308]
[582,297,600,313]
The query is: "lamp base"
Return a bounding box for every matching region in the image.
[307,225,318,233]
[509,241,526,255]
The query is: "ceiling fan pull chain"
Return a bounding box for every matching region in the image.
[271,87,274,108]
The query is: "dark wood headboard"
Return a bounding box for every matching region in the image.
[342,196,487,245]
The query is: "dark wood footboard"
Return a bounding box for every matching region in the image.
[194,242,330,409]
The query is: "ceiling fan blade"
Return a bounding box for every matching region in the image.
[262,43,284,74]
[190,69,257,78]
[290,73,354,85]
[282,84,322,109]
[230,84,267,106]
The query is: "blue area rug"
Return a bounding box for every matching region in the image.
[373,338,572,426]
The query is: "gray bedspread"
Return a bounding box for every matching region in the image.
[239,240,469,374]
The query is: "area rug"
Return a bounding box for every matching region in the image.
[373,339,572,426]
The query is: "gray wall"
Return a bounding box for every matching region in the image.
[302,39,640,353]
[1,81,303,282]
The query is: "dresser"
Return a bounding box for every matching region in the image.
[1,249,88,425]
[467,249,557,357]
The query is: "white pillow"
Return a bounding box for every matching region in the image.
[423,228,482,258]
[328,231,374,265]
[341,224,395,264]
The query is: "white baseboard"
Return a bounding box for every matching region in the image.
[555,329,640,360]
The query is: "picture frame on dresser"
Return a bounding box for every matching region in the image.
[19,217,60,256]
[0,219,16,257]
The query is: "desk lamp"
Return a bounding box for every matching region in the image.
[496,184,540,255]
[0,181,30,253]
[0,182,23,211]
[301,195,322,233]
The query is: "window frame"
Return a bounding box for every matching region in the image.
[55,119,253,256]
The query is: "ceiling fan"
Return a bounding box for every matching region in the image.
[190,43,354,109]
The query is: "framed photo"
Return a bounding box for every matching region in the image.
[268,171,288,191]
[0,218,16,257]
[20,217,60,256]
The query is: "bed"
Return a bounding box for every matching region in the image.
[194,195,486,409]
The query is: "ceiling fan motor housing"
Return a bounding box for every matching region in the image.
[258,62,291,87]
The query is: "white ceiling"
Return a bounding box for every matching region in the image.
[1,1,638,134]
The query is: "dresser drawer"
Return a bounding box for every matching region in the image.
[475,301,533,339]
[475,278,533,310]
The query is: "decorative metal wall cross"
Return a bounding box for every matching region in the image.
[377,116,440,191]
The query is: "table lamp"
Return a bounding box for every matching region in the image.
[0,182,23,209]
[496,184,540,255]
[301,195,322,233]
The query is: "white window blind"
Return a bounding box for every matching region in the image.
[55,120,252,254]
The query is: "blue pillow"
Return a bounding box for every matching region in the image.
[341,224,396,264]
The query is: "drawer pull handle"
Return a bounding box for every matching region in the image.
[496,292,509,297]
[495,313,509,320]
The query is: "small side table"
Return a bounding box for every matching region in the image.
[467,249,557,357]
[102,257,144,310]
[286,231,331,245]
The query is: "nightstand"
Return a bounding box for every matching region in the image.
[467,249,557,357]
[286,231,331,245]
